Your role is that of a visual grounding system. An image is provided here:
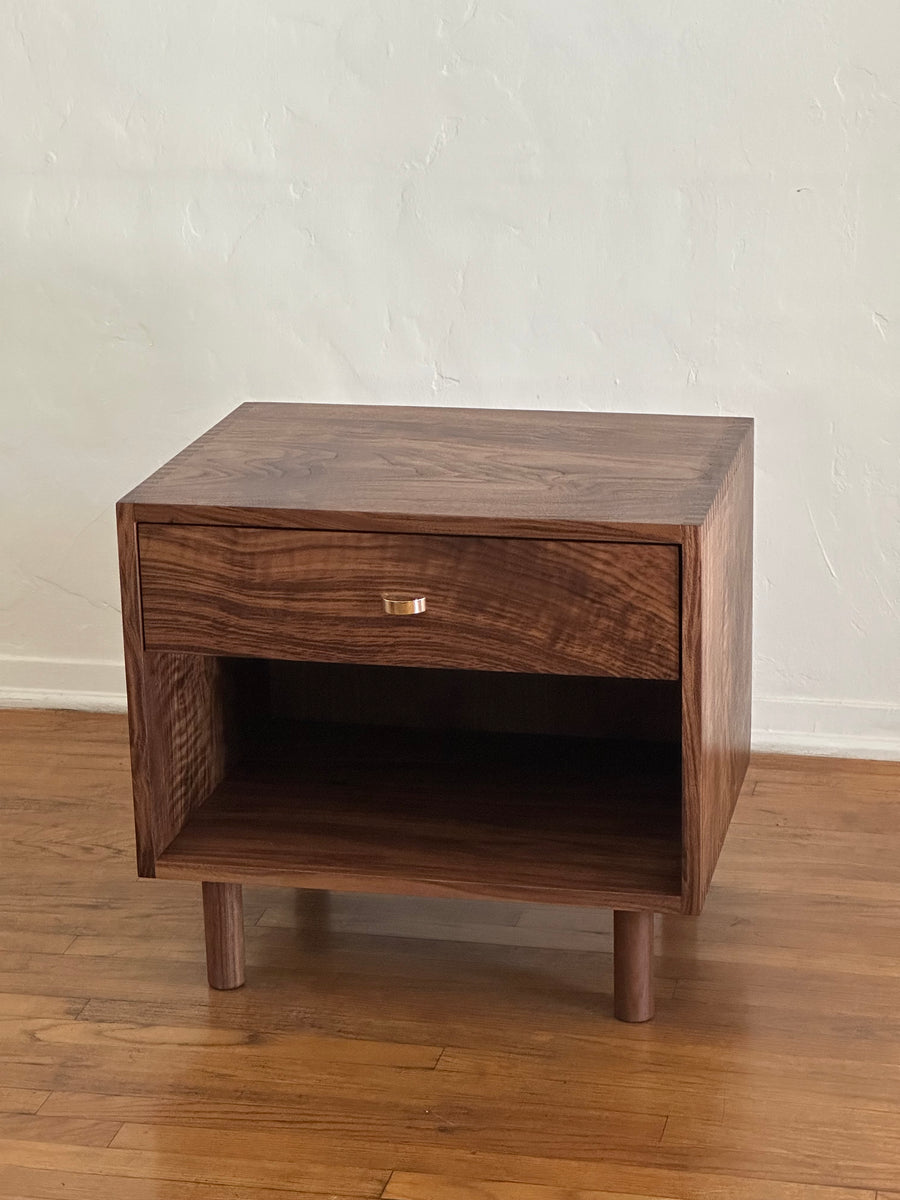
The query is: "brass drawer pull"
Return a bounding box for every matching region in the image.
[382,594,427,616]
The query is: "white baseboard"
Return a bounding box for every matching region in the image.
[751,695,900,760]
[1,658,898,760]
[0,656,126,713]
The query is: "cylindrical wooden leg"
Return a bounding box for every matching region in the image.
[613,910,655,1022]
[202,882,245,990]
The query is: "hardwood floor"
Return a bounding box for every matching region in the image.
[1,708,899,1198]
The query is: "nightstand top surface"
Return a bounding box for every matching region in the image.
[121,402,752,532]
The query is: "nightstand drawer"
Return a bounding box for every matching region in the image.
[138,526,680,679]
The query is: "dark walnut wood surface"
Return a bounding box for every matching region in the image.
[139,527,680,679]
[118,403,754,921]
[121,402,752,537]
[156,725,683,911]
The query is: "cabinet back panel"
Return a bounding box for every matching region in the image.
[250,660,680,744]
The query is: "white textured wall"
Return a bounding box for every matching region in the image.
[1,2,898,755]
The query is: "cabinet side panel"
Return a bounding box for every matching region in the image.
[141,650,230,865]
[117,503,155,876]
[682,429,753,913]
[680,526,703,910]
[117,503,229,876]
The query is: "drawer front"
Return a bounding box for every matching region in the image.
[138,526,680,679]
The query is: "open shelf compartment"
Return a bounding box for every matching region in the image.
[154,661,684,912]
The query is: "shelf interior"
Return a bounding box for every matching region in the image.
[156,711,683,910]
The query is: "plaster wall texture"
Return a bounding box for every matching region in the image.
[1,2,898,755]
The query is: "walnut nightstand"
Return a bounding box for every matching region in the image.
[117,403,753,1021]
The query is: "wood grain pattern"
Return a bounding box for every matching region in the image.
[117,506,232,877]
[0,1162,358,1200]
[202,883,245,990]
[383,1171,870,1200]
[681,423,754,913]
[118,405,752,1008]
[121,402,753,535]
[156,726,683,910]
[138,527,681,680]
[0,1137,384,1197]
[3,709,900,1193]
[109,1113,670,1171]
[0,1088,49,1115]
[613,910,655,1022]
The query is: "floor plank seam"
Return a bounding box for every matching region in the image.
[72,999,93,1021]
[25,1091,52,1116]
[104,1122,125,1148]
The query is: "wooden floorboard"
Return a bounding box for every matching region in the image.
[0,709,898,1194]
[382,1170,873,1200]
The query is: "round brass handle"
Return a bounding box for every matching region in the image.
[382,594,427,616]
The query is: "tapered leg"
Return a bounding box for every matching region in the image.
[613,910,655,1022]
[202,882,245,989]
